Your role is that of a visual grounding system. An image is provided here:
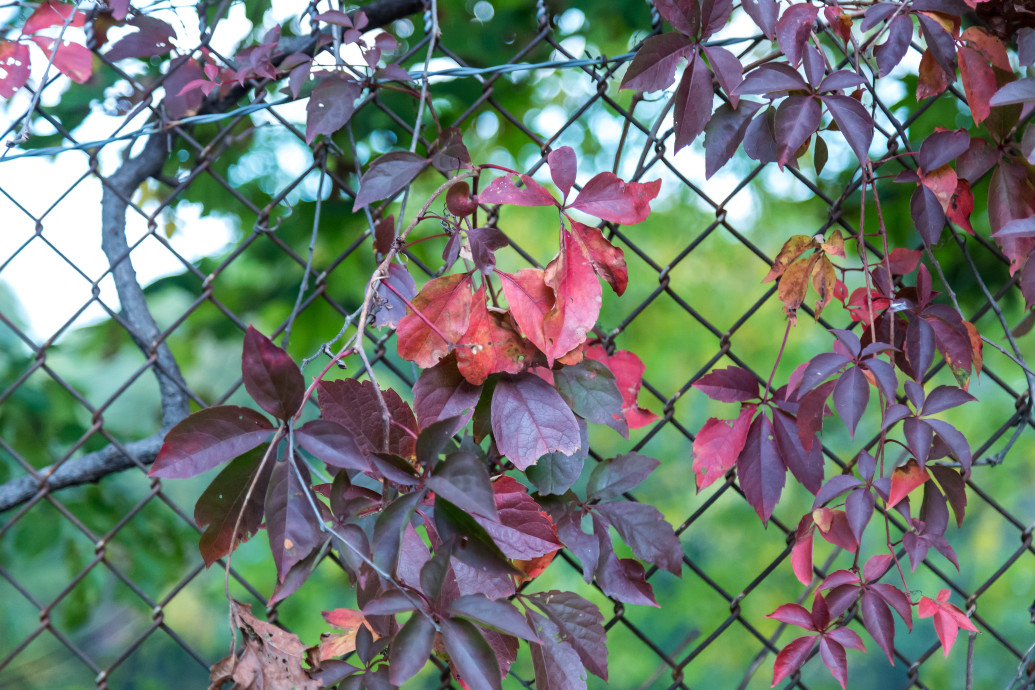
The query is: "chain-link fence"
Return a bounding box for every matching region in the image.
[2,1,1034,688]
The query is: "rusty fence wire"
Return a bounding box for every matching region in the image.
[1,2,1034,689]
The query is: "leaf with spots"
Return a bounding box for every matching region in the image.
[396,272,474,369]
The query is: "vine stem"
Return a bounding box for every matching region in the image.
[762,321,792,404]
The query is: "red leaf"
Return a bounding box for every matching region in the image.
[918,589,978,657]
[887,459,930,508]
[29,36,92,84]
[861,591,897,664]
[585,345,659,428]
[917,49,948,100]
[498,268,554,359]
[693,365,759,402]
[818,636,849,690]
[396,272,474,369]
[242,326,304,420]
[473,476,562,559]
[548,146,577,200]
[22,1,86,35]
[776,3,819,67]
[958,45,996,124]
[737,412,785,524]
[353,151,428,210]
[543,229,602,361]
[457,287,535,385]
[316,379,417,458]
[692,404,755,490]
[888,248,922,275]
[150,406,273,478]
[0,41,30,98]
[772,635,819,687]
[791,514,815,585]
[480,174,557,207]
[490,373,581,470]
[767,603,816,630]
[568,172,661,224]
[570,220,628,295]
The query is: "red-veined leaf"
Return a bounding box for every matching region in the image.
[692,404,755,490]
[568,173,661,224]
[150,406,273,478]
[396,272,474,369]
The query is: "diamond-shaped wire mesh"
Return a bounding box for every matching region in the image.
[1,2,1034,689]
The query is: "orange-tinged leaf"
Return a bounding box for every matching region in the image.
[513,550,558,582]
[456,286,535,384]
[948,179,974,234]
[498,268,555,361]
[965,320,982,376]
[887,459,930,508]
[917,50,948,100]
[763,235,817,282]
[920,164,957,211]
[396,272,474,368]
[778,254,820,324]
[543,229,602,362]
[811,255,837,319]
[961,26,1010,71]
[820,229,846,258]
[918,10,958,37]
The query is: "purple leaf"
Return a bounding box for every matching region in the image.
[295,419,369,471]
[822,94,873,163]
[480,173,556,207]
[990,77,1035,107]
[448,595,540,642]
[775,95,822,167]
[554,359,628,437]
[992,216,1035,240]
[654,0,697,35]
[548,146,578,201]
[526,611,588,690]
[702,0,734,37]
[861,2,897,30]
[528,590,608,680]
[930,465,967,526]
[813,474,863,508]
[734,63,809,95]
[905,317,936,380]
[374,262,417,328]
[586,452,659,500]
[568,172,661,224]
[317,379,418,458]
[819,637,849,689]
[776,3,819,67]
[800,352,852,394]
[555,509,600,581]
[491,373,581,470]
[830,328,861,356]
[692,365,760,402]
[772,409,823,494]
[921,385,976,415]
[593,516,658,606]
[904,417,934,465]
[353,151,429,211]
[802,43,824,89]
[265,457,321,582]
[195,447,274,566]
[819,70,866,93]
[242,326,304,420]
[431,127,472,173]
[620,33,695,93]
[772,635,820,686]
[412,354,482,432]
[743,106,779,163]
[741,0,778,38]
[872,583,913,629]
[427,450,498,521]
[767,602,815,630]
[832,366,869,438]
[926,418,972,473]
[305,74,361,144]
[105,16,175,61]
[918,128,970,173]
[594,501,683,575]
[467,226,510,275]
[875,15,912,77]
[389,613,435,686]
[917,14,957,78]
[672,53,715,153]
[845,488,874,542]
[527,419,588,495]
[441,619,502,690]
[702,45,743,107]
[861,591,896,664]
[737,412,786,524]
[150,406,273,478]
[861,358,898,400]
[703,101,762,178]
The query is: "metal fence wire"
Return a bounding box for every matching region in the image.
[1,1,1034,688]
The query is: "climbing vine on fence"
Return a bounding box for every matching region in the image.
[5,0,1035,686]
